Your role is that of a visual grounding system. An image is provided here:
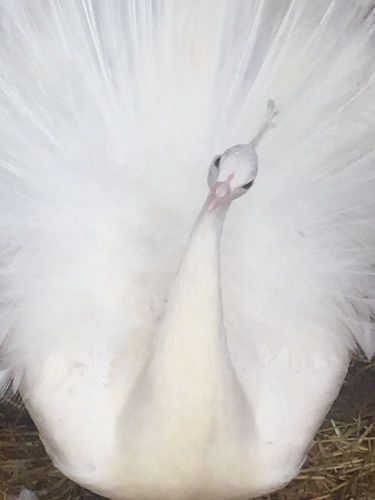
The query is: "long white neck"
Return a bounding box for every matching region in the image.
[151,199,229,393]
[116,197,253,495]
[135,199,247,439]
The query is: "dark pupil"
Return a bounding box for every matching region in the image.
[213,156,221,168]
[242,180,254,190]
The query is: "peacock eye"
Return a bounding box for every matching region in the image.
[242,180,254,190]
[213,156,221,168]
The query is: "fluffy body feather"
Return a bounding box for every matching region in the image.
[0,1,375,499]
[13,490,38,500]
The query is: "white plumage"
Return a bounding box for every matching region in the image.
[0,1,375,499]
[13,490,38,500]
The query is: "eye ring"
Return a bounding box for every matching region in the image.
[242,180,254,190]
[213,156,221,168]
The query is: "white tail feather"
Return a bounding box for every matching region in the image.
[0,0,374,399]
[7,489,38,500]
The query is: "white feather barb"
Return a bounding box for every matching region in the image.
[0,0,374,396]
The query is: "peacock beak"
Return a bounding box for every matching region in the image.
[214,181,231,198]
[214,173,234,198]
[207,175,234,210]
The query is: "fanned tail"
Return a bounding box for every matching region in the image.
[0,0,374,396]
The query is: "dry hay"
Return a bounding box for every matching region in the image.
[0,360,374,500]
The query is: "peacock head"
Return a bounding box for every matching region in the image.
[207,100,277,208]
[207,144,258,205]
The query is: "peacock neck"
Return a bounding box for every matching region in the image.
[150,198,230,396]
[117,197,252,491]
[134,196,251,448]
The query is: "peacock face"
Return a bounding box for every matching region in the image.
[207,144,258,204]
